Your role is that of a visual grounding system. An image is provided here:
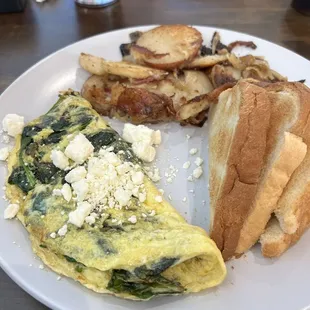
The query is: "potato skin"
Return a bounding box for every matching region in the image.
[131,25,203,71]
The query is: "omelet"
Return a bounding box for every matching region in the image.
[6,91,226,300]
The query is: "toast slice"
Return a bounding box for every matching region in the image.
[235,83,309,254]
[271,83,310,235]
[260,215,310,257]
[209,81,271,261]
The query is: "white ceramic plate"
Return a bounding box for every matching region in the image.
[0,26,310,310]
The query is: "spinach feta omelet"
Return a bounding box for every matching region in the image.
[6,92,226,300]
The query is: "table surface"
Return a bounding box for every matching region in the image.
[0,0,310,308]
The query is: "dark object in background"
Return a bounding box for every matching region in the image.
[75,0,118,8]
[0,0,27,13]
[291,0,310,16]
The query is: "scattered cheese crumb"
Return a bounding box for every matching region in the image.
[57,276,62,281]
[50,232,56,239]
[68,201,92,227]
[122,124,161,162]
[61,183,72,202]
[149,210,156,216]
[139,192,146,202]
[182,197,187,202]
[168,194,172,200]
[85,215,96,225]
[2,114,24,137]
[0,147,9,161]
[131,171,144,185]
[4,204,19,219]
[155,195,163,203]
[65,133,94,164]
[141,213,147,218]
[58,224,68,236]
[65,166,87,183]
[72,179,89,202]
[167,177,173,183]
[39,265,44,270]
[132,142,156,163]
[186,134,191,140]
[194,157,204,166]
[159,189,164,194]
[183,161,191,169]
[114,188,132,207]
[128,215,137,224]
[50,150,69,170]
[187,175,193,182]
[189,148,198,155]
[193,166,203,179]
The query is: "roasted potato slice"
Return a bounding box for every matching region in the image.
[81,75,115,116]
[177,83,235,120]
[130,25,202,70]
[113,87,175,124]
[186,54,228,69]
[79,53,168,80]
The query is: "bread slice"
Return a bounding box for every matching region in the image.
[235,84,308,254]
[260,215,310,257]
[209,81,271,261]
[271,83,310,235]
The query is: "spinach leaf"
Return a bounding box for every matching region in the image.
[8,166,35,193]
[97,238,117,255]
[64,255,78,263]
[25,142,39,157]
[134,257,178,279]
[107,269,184,300]
[75,265,84,273]
[34,163,59,184]
[32,192,48,214]
[22,126,42,138]
[43,131,67,144]
[51,117,70,132]
[86,131,117,152]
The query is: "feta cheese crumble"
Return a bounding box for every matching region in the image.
[50,150,69,170]
[61,183,72,202]
[58,224,68,236]
[155,195,163,203]
[4,204,19,219]
[193,166,203,179]
[189,148,198,155]
[65,133,94,164]
[122,124,161,162]
[128,215,137,224]
[68,201,92,228]
[50,232,56,239]
[2,114,24,137]
[0,147,9,161]
[65,166,87,183]
[194,157,203,166]
[182,161,191,169]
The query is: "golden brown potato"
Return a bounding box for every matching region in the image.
[186,54,228,69]
[79,53,168,80]
[130,25,202,70]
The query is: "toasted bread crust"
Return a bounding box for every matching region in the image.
[210,81,271,261]
[260,215,310,257]
[236,132,307,254]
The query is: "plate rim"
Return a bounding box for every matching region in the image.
[0,24,310,310]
